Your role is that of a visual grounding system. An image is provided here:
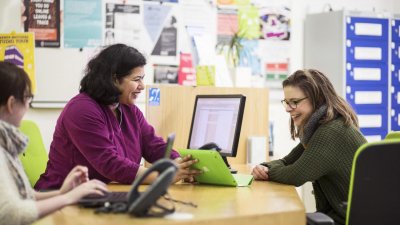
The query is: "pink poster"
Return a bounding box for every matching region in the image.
[178,52,196,86]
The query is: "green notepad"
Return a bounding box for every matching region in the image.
[179,149,254,187]
[232,174,254,187]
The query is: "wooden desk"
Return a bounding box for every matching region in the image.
[33,165,305,225]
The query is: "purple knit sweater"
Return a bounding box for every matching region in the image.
[35,93,179,189]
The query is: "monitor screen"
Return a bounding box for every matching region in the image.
[187,95,246,157]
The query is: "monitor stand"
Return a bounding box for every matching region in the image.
[198,142,238,173]
[221,156,237,174]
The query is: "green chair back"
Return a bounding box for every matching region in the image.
[346,140,400,225]
[19,120,48,187]
[384,131,400,140]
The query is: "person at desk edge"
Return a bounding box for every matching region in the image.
[35,44,199,190]
[251,69,367,225]
[0,62,108,225]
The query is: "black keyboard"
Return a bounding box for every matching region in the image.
[83,191,128,202]
[107,192,128,202]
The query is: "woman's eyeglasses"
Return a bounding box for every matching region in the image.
[24,95,34,107]
[281,97,308,109]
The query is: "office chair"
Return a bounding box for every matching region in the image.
[384,131,400,140]
[307,140,400,225]
[19,120,49,187]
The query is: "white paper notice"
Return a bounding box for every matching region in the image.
[354,47,382,60]
[358,115,382,128]
[353,67,381,81]
[354,23,382,36]
[365,135,382,142]
[398,113,400,126]
[354,91,382,104]
[215,55,233,87]
[398,92,400,104]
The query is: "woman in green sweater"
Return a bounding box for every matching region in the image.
[252,69,367,225]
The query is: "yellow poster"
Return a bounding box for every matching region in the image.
[196,65,215,86]
[0,32,36,93]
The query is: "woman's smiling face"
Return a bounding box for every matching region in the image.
[116,66,145,105]
[283,85,313,127]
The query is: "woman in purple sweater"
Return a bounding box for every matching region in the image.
[35,44,199,189]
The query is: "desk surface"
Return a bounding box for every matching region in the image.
[33,165,305,225]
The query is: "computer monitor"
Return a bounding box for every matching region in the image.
[187,95,246,157]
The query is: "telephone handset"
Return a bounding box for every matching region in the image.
[127,158,178,217]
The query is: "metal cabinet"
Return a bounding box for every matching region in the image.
[391,19,400,131]
[305,11,395,141]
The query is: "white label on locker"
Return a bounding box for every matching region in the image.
[398,114,400,126]
[398,46,400,59]
[353,67,381,80]
[354,47,382,60]
[354,91,382,104]
[365,135,382,142]
[398,92,400,104]
[398,26,400,38]
[398,70,400,83]
[354,23,382,36]
[358,115,382,128]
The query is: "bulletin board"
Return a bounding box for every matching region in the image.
[1,0,292,108]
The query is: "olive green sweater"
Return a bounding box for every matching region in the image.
[263,118,367,225]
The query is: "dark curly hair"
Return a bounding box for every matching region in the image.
[0,61,32,106]
[80,44,146,105]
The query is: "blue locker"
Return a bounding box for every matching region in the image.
[354,107,388,131]
[346,40,388,62]
[391,63,400,86]
[346,85,388,108]
[360,129,387,141]
[391,106,400,131]
[391,85,400,109]
[346,62,387,85]
[305,13,391,139]
[346,16,389,40]
[391,19,400,41]
[391,41,400,63]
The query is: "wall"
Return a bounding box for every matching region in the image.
[2,0,400,213]
[2,0,399,152]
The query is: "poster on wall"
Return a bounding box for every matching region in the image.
[144,0,178,3]
[64,0,102,48]
[217,0,235,5]
[259,40,290,88]
[143,1,180,56]
[23,0,60,48]
[143,1,178,57]
[178,52,196,85]
[153,64,178,84]
[180,0,215,36]
[259,6,291,40]
[217,7,238,45]
[0,32,36,92]
[238,4,260,39]
[104,1,142,49]
[151,14,177,56]
[239,39,261,76]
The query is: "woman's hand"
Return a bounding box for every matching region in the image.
[251,165,269,180]
[173,155,202,183]
[63,179,109,204]
[59,165,90,195]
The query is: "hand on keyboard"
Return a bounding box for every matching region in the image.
[83,191,109,199]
